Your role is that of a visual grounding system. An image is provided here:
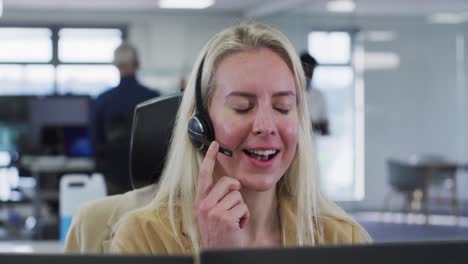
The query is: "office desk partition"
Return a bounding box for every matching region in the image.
[1,241,466,264]
[201,241,468,264]
[0,254,192,264]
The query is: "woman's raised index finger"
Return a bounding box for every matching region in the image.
[196,141,219,197]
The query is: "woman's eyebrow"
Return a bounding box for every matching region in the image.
[273,91,296,97]
[226,91,256,99]
[226,91,296,99]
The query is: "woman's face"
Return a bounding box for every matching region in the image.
[209,48,299,192]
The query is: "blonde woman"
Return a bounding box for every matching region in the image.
[110,22,370,255]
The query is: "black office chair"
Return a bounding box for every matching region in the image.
[129,93,183,189]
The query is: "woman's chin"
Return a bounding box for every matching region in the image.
[240,175,279,192]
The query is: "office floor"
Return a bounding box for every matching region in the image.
[354,212,468,242]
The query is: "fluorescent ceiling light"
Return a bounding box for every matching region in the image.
[158,0,214,9]
[327,0,355,13]
[428,13,468,24]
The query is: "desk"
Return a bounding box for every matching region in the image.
[20,156,95,239]
[390,159,468,223]
[0,241,63,253]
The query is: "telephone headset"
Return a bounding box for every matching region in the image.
[187,55,233,157]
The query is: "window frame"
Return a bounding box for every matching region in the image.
[308,28,357,67]
[0,23,127,94]
[307,28,365,202]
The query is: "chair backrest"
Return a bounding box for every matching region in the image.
[129,94,182,189]
[409,153,447,164]
[409,153,451,184]
[387,160,423,192]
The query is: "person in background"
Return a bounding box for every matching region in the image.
[92,42,160,195]
[110,23,370,255]
[300,52,330,136]
[179,77,187,92]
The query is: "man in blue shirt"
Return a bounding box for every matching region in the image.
[92,42,160,195]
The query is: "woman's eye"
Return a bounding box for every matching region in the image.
[275,108,290,114]
[233,107,252,114]
[274,104,291,114]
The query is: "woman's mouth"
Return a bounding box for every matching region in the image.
[243,149,280,161]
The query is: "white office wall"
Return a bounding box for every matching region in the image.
[129,15,243,94]
[263,14,468,210]
[459,26,468,212]
[361,22,461,210]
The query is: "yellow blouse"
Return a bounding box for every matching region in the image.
[110,196,370,255]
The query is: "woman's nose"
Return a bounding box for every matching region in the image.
[252,106,276,136]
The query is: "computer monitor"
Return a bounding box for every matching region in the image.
[0,96,30,123]
[63,126,92,157]
[200,240,468,264]
[28,96,91,153]
[39,125,92,157]
[0,254,192,264]
[0,96,31,153]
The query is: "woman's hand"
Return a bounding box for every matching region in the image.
[195,141,250,249]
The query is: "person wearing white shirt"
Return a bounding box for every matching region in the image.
[300,52,330,136]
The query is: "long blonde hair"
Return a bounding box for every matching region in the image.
[151,22,356,252]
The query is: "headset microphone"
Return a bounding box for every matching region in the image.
[187,55,233,157]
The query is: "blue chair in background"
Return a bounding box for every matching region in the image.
[384,155,459,220]
[408,154,459,216]
[384,159,424,214]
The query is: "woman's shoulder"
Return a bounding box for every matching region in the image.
[317,215,372,245]
[118,206,169,229]
[110,205,187,254]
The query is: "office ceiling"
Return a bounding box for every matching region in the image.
[3,0,468,18]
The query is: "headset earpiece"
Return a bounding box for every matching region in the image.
[187,54,232,157]
[188,115,213,149]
